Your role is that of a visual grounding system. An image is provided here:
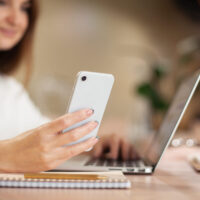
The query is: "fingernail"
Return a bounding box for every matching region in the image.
[86,109,94,116]
[91,121,98,128]
[91,137,98,142]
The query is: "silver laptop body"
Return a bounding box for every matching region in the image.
[53,71,200,174]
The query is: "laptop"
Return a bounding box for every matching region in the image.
[53,71,200,174]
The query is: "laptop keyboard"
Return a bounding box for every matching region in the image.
[84,158,145,168]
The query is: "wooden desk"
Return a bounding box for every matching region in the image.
[0,147,200,200]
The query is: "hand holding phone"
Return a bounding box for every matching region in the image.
[62,71,114,147]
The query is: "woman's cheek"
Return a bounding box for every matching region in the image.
[22,14,29,34]
[19,14,29,39]
[0,8,7,22]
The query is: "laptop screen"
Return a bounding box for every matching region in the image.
[136,72,200,167]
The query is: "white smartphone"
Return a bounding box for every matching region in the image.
[62,71,114,146]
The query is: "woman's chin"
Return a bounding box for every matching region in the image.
[0,40,18,51]
[0,45,15,51]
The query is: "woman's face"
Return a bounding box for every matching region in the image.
[0,0,30,51]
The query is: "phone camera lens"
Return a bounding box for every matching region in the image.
[81,76,87,81]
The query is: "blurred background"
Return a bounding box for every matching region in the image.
[15,0,200,138]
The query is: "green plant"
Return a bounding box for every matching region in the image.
[136,65,169,112]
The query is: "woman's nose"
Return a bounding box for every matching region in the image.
[6,8,21,27]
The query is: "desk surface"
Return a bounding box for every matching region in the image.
[0,147,200,200]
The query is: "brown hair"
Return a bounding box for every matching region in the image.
[0,0,39,84]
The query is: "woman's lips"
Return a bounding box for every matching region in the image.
[0,27,17,38]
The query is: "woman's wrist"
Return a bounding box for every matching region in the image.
[0,139,13,173]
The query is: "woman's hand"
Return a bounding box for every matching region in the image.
[0,109,98,173]
[92,118,139,161]
[92,133,138,161]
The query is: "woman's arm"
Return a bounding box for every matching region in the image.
[0,109,98,173]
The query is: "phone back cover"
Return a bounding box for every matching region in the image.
[63,71,114,145]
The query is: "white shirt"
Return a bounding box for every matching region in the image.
[0,75,49,140]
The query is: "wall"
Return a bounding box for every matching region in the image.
[15,0,200,123]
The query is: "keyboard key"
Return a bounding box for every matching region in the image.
[105,159,115,167]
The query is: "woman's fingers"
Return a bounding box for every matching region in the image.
[91,134,137,161]
[53,121,98,147]
[105,135,120,160]
[130,146,140,160]
[92,141,106,158]
[29,137,99,171]
[57,137,99,161]
[121,139,131,161]
[40,109,94,135]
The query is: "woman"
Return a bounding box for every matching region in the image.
[0,0,132,173]
[0,0,100,173]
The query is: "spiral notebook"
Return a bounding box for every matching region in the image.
[0,171,131,189]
